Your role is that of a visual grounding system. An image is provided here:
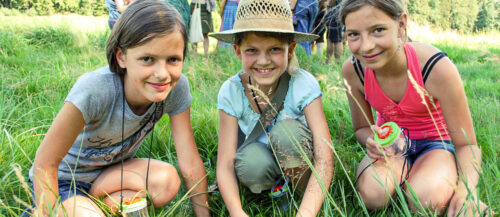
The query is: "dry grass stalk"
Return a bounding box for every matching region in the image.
[247,84,271,105]
[13,195,31,210]
[12,163,31,196]
[406,70,447,141]
[343,79,376,135]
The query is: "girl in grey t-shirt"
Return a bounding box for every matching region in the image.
[28,1,209,216]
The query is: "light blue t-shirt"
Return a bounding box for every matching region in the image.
[217,69,322,145]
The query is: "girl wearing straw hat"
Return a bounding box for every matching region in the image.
[210,0,333,216]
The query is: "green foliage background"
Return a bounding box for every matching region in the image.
[0,0,107,16]
[0,15,498,216]
[403,0,499,32]
[0,0,499,32]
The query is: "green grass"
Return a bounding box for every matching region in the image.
[0,16,498,216]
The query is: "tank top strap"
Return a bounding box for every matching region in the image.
[403,43,425,87]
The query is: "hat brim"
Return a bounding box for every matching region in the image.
[209,29,319,44]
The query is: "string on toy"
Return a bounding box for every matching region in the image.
[120,82,125,212]
[145,106,156,205]
[354,127,414,188]
[119,81,155,211]
[399,127,412,188]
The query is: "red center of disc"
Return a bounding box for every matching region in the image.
[378,125,393,139]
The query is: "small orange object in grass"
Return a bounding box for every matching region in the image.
[124,196,142,205]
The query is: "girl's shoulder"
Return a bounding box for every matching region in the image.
[218,72,245,102]
[217,71,247,118]
[341,57,364,91]
[67,66,120,123]
[287,69,322,111]
[408,42,444,67]
[219,72,244,93]
[341,57,356,76]
[76,67,120,95]
[408,42,459,91]
[292,69,319,85]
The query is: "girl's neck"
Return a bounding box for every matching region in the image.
[374,45,408,77]
[249,76,279,99]
[127,100,152,116]
[122,77,153,116]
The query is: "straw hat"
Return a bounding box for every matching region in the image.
[209,0,318,43]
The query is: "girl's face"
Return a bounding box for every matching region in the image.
[234,33,296,88]
[117,31,184,110]
[344,5,406,70]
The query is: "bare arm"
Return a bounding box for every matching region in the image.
[216,110,248,217]
[340,60,389,160]
[423,53,482,217]
[296,98,333,217]
[170,107,210,217]
[290,0,297,10]
[219,0,228,17]
[32,102,85,215]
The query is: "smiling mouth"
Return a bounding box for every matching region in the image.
[254,68,274,75]
[362,52,382,61]
[148,82,170,91]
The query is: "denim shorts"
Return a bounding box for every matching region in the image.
[28,178,92,208]
[407,140,455,165]
[108,18,117,30]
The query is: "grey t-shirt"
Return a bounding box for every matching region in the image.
[30,66,192,183]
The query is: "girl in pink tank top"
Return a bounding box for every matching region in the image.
[339,0,488,216]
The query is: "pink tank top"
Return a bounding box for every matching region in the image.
[364,43,450,140]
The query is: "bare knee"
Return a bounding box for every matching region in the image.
[355,158,403,210]
[357,181,392,210]
[406,179,454,214]
[58,196,105,217]
[147,163,181,207]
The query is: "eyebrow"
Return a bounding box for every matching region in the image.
[346,23,389,32]
[136,52,183,59]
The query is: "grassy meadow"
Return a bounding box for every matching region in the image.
[0,15,498,216]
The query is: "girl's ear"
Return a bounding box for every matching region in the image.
[288,42,297,59]
[233,44,243,60]
[398,13,408,38]
[116,47,127,68]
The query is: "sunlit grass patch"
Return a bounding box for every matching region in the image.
[0,15,498,216]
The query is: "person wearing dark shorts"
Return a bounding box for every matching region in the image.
[311,0,328,55]
[190,0,215,55]
[325,0,343,64]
